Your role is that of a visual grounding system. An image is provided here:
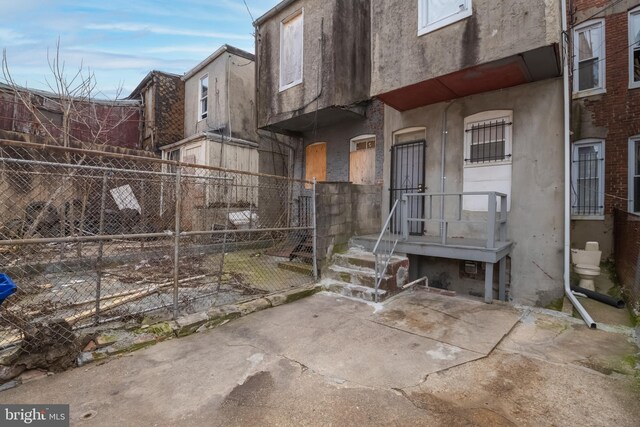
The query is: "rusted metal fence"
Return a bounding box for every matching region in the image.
[0,140,316,354]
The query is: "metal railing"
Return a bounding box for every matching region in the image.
[0,140,317,355]
[372,199,401,302]
[401,192,508,248]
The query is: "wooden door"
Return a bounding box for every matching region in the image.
[305,143,326,185]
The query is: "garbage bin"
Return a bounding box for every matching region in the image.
[0,273,17,306]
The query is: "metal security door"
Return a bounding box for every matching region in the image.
[390,140,426,235]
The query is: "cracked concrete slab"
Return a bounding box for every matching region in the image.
[214,292,485,388]
[2,290,638,426]
[370,290,522,354]
[404,349,640,427]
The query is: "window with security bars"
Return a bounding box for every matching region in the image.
[630,139,640,213]
[465,119,512,164]
[572,140,604,217]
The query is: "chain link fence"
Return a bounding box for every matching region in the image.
[0,140,316,355]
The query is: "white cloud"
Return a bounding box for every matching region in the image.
[84,23,252,40]
[0,28,37,46]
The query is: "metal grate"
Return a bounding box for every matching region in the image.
[465,119,511,164]
[572,147,603,215]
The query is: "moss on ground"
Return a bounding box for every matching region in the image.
[545,297,564,312]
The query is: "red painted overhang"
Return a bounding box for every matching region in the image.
[378,45,560,111]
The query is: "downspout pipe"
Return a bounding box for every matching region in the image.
[561,0,596,329]
[440,100,455,234]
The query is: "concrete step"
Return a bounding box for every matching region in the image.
[278,261,314,275]
[334,248,409,278]
[321,279,389,302]
[325,264,398,292]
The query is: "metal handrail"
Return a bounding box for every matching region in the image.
[401,191,508,249]
[373,199,400,254]
[373,199,401,302]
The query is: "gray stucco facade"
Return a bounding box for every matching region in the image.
[381,79,565,306]
[370,0,562,97]
[255,0,371,131]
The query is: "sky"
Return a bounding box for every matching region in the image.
[0,0,280,99]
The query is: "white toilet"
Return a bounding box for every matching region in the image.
[571,241,602,292]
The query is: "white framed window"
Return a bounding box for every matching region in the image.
[418,0,472,36]
[629,137,640,213]
[464,110,513,166]
[199,74,208,121]
[571,139,605,219]
[279,9,304,91]
[573,20,606,97]
[462,111,513,212]
[629,6,640,89]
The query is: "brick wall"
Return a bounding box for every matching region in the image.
[613,208,640,312]
[570,1,640,214]
[0,87,141,150]
[154,73,184,148]
[315,182,382,267]
[301,99,386,184]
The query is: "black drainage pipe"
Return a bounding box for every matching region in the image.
[570,285,625,309]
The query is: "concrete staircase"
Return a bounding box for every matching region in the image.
[321,248,409,302]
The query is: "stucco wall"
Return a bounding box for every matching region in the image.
[381,78,565,306]
[184,56,228,138]
[255,0,371,129]
[370,0,561,96]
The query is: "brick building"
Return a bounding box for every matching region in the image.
[0,82,141,150]
[569,0,640,257]
[128,71,185,152]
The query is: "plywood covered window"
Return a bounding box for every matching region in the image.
[305,142,326,187]
[349,135,376,185]
[280,10,303,91]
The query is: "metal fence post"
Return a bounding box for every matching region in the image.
[216,174,233,294]
[94,171,108,325]
[486,192,497,249]
[173,166,182,320]
[500,194,508,242]
[312,178,318,281]
[402,195,409,241]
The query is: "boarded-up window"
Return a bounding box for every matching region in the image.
[305,142,326,188]
[280,10,303,90]
[349,135,376,185]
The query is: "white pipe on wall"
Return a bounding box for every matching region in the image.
[561,0,596,329]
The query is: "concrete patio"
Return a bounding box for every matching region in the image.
[2,289,639,426]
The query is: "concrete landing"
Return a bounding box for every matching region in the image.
[371,291,521,354]
[2,290,638,426]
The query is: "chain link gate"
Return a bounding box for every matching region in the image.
[0,140,317,354]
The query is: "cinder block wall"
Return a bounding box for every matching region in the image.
[315,182,382,269]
